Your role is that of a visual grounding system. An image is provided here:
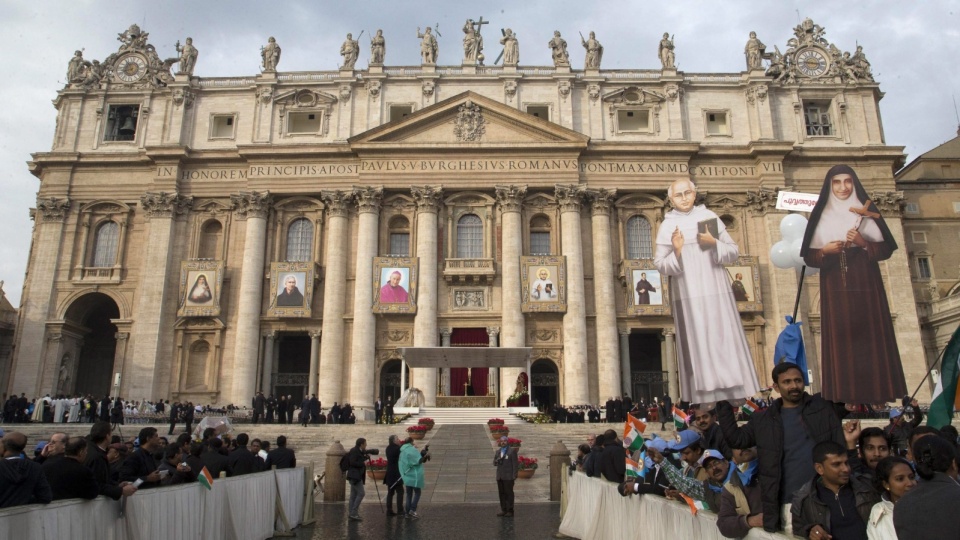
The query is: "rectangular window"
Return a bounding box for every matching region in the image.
[288,112,322,134]
[911,231,927,243]
[904,202,919,214]
[103,104,140,142]
[530,232,551,255]
[389,233,410,256]
[526,105,550,121]
[210,115,236,139]
[617,109,650,132]
[917,257,932,279]
[705,111,730,136]
[804,101,833,137]
[389,105,414,122]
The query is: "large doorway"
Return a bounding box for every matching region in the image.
[449,328,489,396]
[531,359,559,409]
[379,360,409,403]
[66,293,120,397]
[275,333,310,404]
[629,331,666,404]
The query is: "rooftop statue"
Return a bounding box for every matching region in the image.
[261,36,281,72]
[744,31,766,71]
[499,28,519,66]
[580,31,602,69]
[658,33,675,69]
[547,31,569,67]
[417,26,438,65]
[175,37,198,76]
[370,29,385,65]
[340,33,360,70]
[462,18,488,64]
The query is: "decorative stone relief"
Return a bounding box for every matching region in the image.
[339,84,352,103]
[411,185,443,213]
[257,87,274,103]
[380,330,411,344]
[869,191,905,217]
[422,80,435,97]
[141,192,193,218]
[504,80,517,100]
[230,191,272,220]
[587,84,601,102]
[555,184,586,213]
[495,185,527,213]
[451,288,489,311]
[745,187,781,215]
[321,190,352,218]
[453,100,485,142]
[765,18,874,85]
[531,348,563,366]
[36,197,71,222]
[172,88,195,108]
[745,85,768,105]
[558,80,571,99]
[665,84,684,102]
[529,329,559,342]
[587,188,617,215]
[353,186,383,214]
[366,80,381,100]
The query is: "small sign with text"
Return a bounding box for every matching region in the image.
[776,191,819,212]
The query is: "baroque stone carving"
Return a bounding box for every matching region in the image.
[340,33,359,70]
[416,26,438,65]
[353,186,383,213]
[869,191,905,216]
[665,84,684,102]
[504,80,517,99]
[581,31,602,69]
[453,289,485,309]
[339,84,352,102]
[745,187,781,215]
[366,80,381,100]
[744,32,766,71]
[453,100,485,142]
[257,87,273,103]
[658,33,676,69]
[370,29,386,65]
[381,330,411,343]
[558,80,571,99]
[548,31,570,67]
[411,186,443,213]
[745,84,768,105]
[321,190,353,218]
[529,329,558,342]
[70,24,178,90]
[230,191,273,219]
[141,192,193,218]
[587,84,601,102]
[500,28,519,66]
[765,18,874,85]
[422,80,435,97]
[495,185,527,213]
[261,37,281,72]
[36,197,71,222]
[462,18,487,64]
[555,184,586,213]
[175,37,198,76]
[172,88,194,108]
[587,188,617,215]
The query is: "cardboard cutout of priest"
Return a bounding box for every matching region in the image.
[654,179,760,403]
[800,164,907,404]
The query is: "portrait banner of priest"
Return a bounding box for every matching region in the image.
[373,257,418,314]
[653,178,760,403]
[799,164,906,404]
[267,262,316,318]
[724,256,763,313]
[177,260,224,317]
[622,259,670,316]
[521,256,567,313]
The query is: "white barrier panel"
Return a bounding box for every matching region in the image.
[0,468,306,540]
[559,472,791,540]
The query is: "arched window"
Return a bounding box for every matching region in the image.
[456,214,483,258]
[186,340,210,389]
[625,215,653,259]
[198,220,222,259]
[529,214,552,255]
[285,218,313,261]
[388,216,410,256]
[91,221,119,267]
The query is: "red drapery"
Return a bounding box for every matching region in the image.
[450,328,490,396]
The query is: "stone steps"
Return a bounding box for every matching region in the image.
[402,407,526,425]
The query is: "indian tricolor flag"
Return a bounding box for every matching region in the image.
[928,325,960,430]
[679,493,708,515]
[198,466,214,491]
[625,457,645,479]
[673,406,688,430]
[623,414,647,453]
[741,399,760,418]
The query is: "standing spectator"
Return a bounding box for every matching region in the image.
[689,404,732,460]
[375,397,384,425]
[277,396,287,425]
[717,362,847,534]
[286,395,295,424]
[867,456,916,540]
[184,442,205,476]
[883,400,923,456]
[252,392,265,424]
[385,398,395,425]
[893,435,960,539]
[791,441,879,540]
[119,427,163,488]
[660,395,672,431]
[266,394,276,424]
[99,395,111,422]
[183,402,195,435]
[43,436,99,501]
[717,447,764,538]
[599,428,626,483]
[494,435,518,517]
[399,437,429,519]
[852,427,891,481]
[384,434,404,516]
[300,396,310,427]
[346,438,369,521]
[309,394,321,424]
[0,432,52,508]
[84,421,136,500]
[33,432,67,465]
[158,444,196,485]
[229,433,262,476]
[583,433,604,478]
[331,402,342,424]
[266,436,296,469]
[201,438,232,478]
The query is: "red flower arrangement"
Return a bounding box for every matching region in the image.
[487,418,505,425]
[367,457,388,471]
[407,424,429,433]
[490,424,509,432]
[505,437,522,447]
[418,417,434,424]
[517,456,538,470]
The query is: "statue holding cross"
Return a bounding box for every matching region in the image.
[462,17,488,64]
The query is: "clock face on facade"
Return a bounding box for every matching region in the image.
[115,54,148,82]
[796,48,829,78]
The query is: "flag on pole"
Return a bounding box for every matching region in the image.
[198,466,214,491]
[673,406,688,430]
[740,399,760,418]
[679,493,708,515]
[774,315,809,384]
[625,456,645,479]
[623,413,647,453]
[928,325,960,429]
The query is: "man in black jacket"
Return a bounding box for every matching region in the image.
[309,395,321,424]
[43,437,99,501]
[200,438,232,478]
[84,421,137,500]
[385,398,394,424]
[346,438,369,520]
[689,404,732,460]
[266,436,296,469]
[0,432,53,508]
[167,401,180,435]
[598,429,626,483]
[182,402,195,435]
[717,362,847,534]
[384,434,404,516]
[228,433,262,476]
[119,427,163,488]
[300,396,310,427]
[252,393,265,424]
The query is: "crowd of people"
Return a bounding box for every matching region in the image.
[0,421,297,510]
[343,434,430,522]
[572,362,960,540]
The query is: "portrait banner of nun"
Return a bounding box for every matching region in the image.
[800,164,907,404]
[372,257,419,314]
[177,260,224,317]
[267,262,316,318]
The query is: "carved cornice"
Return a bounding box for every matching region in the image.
[869,190,905,217]
[411,185,443,213]
[230,191,272,220]
[321,190,352,218]
[36,197,71,222]
[141,192,193,218]
[353,186,383,214]
[745,187,781,215]
[586,188,617,216]
[555,184,586,213]
[495,185,527,213]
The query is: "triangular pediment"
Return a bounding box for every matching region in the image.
[349,91,589,148]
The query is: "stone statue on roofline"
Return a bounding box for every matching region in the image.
[261,36,281,71]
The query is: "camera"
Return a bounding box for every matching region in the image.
[420,445,431,462]
[363,448,380,456]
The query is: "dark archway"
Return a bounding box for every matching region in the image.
[65,293,120,397]
[531,359,559,409]
[379,360,409,403]
[628,331,666,404]
[275,333,311,404]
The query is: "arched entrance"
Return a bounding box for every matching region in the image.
[64,293,120,397]
[379,360,409,402]
[531,359,559,409]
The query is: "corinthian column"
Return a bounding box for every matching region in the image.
[348,186,382,409]
[318,191,352,404]
[495,185,527,405]
[588,189,621,400]
[230,191,271,404]
[411,186,443,405]
[556,184,590,404]
[261,331,277,394]
[487,326,500,398]
[308,330,321,395]
[663,329,679,399]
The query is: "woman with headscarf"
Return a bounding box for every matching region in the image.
[188,274,213,304]
[800,165,906,404]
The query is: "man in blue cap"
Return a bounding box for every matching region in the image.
[669,429,709,481]
[618,436,672,497]
[883,398,922,457]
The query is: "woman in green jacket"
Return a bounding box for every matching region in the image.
[398,438,430,518]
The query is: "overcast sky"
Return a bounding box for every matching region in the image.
[1,0,958,305]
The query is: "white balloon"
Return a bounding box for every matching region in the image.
[790,238,805,268]
[779,214,809,242]
[770,240,795,269]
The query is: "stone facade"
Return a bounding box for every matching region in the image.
[6,20,929,413]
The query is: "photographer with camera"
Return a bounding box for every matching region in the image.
[494,435,519,517]
[345,437,380,521]
[399,438,431,519]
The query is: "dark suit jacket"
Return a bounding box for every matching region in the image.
[200,449,232,478]
[266,447,296,469]
[228,447,262,476]
[385,443,402,486]
[84,440,123,499]
[42,456,99,501]
[119,447,161,488]
[494,446,518,481]
[599,439,626,483]
[894,472,960,540]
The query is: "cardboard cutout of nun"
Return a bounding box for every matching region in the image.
[654,179,760,403]
[800,165,906,404]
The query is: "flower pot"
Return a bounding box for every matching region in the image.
[368,469,386,481]
[517,469,536,479]
[409,431,425,440]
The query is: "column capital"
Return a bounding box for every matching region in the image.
[141,191,193,219]
[353,186,383,214]
[230,191,272,220]
[586,188,617,216]
[486,326,500,338]
[310,330,323,339]
[411,185,443,213]
[555,184,586,213]
[661,328,675,338]
[619,329,630,338]
[115,332,130,341]
[495,185,527,213]
[36,196,71,222]
[263,330,278,340]
[321,190,353,218]
[439,328,452,338]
